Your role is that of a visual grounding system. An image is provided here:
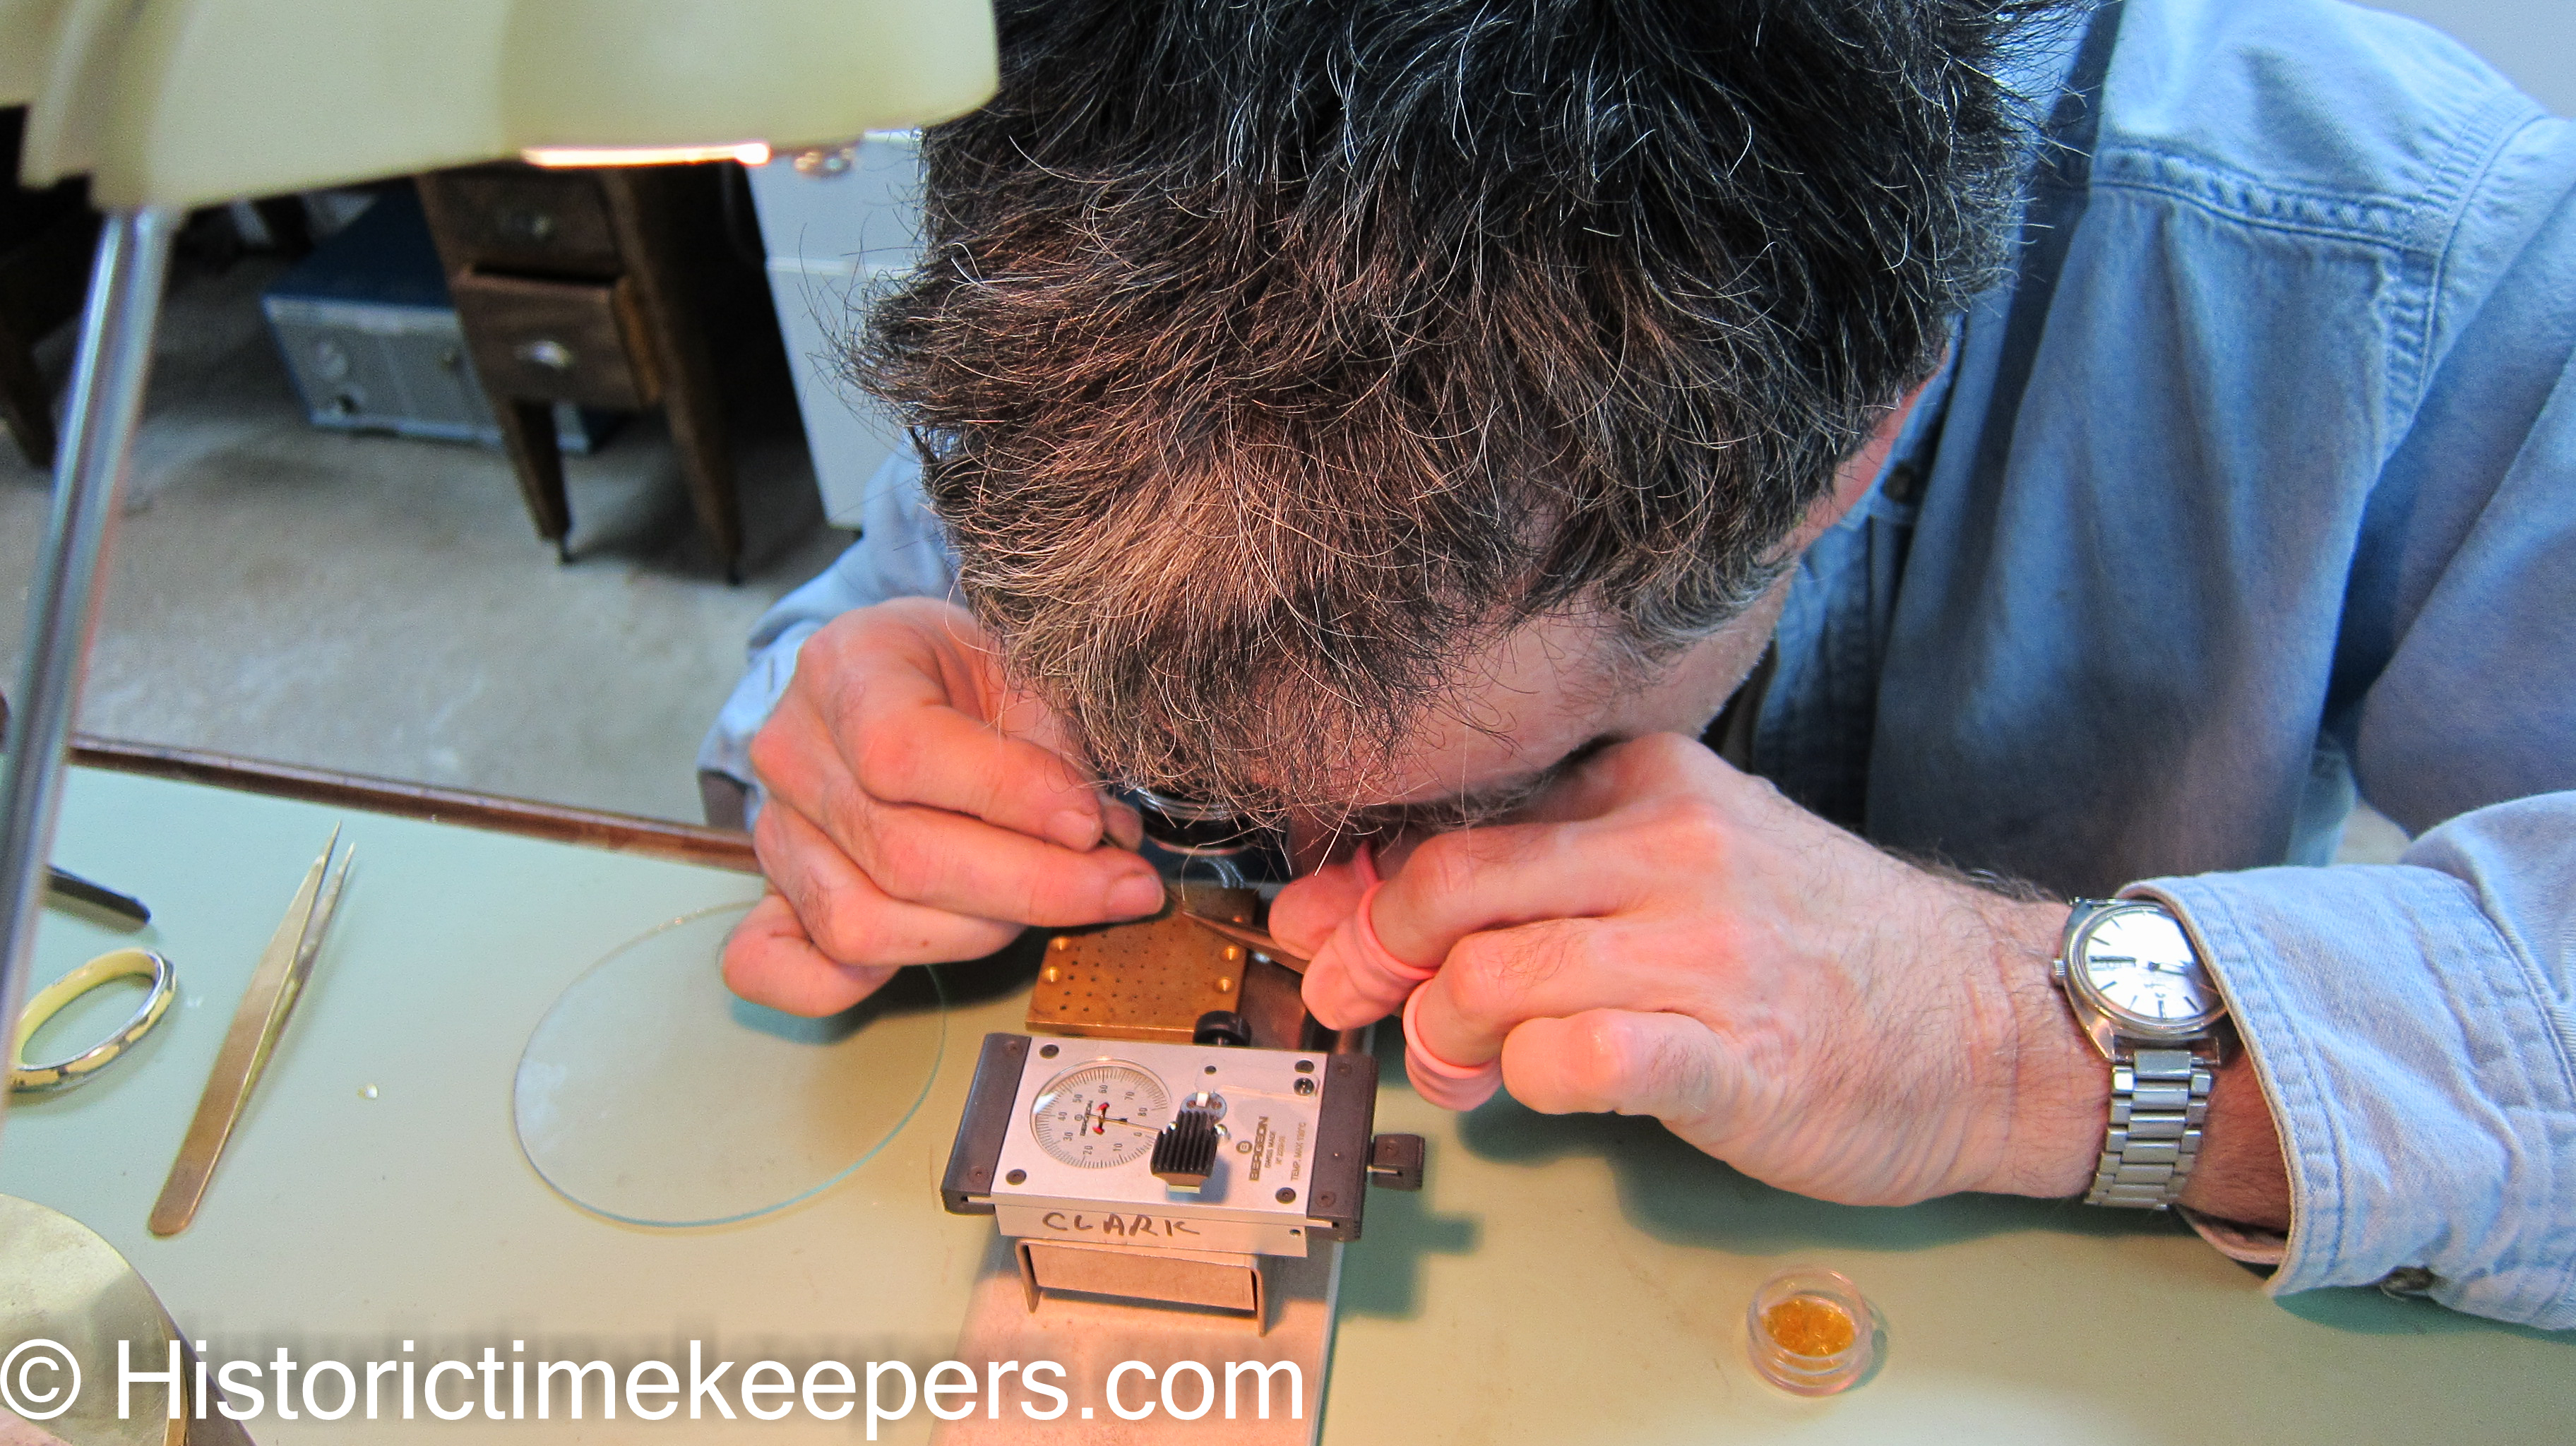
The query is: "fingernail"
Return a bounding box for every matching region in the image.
[1046,808,1101,851]
[1102,801,1145,852]
[1109,873,1167,918]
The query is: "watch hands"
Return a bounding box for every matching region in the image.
[1082,1104,1155,1135]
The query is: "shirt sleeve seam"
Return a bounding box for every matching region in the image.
[2410,102,2558,419]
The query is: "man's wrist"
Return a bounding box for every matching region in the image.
[2174,1051,2291,1229]
[1974,896,2112,1198]
[1967,892,2290,1223]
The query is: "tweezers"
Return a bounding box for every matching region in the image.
[1171,887,1311,974]
[149,825,353,1236]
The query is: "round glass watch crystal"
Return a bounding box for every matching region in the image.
[1032,1061,1174,1169]
[2081,907,2217,1027]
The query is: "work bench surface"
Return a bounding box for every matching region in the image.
[6,766,2568,1442]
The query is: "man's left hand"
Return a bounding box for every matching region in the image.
[1272,734,2107,1207]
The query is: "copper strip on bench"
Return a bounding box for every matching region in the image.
[68,735,760,874]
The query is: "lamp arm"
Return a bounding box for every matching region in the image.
[0,205,180,1154]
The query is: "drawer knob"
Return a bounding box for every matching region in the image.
[515,338,576,371]
[500,208,558,242]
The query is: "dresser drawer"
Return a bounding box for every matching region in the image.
[448,270,658,408]
[418,168,621,277]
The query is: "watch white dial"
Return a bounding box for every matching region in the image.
[2065,902,2225,1039]
[2077,905,2222,1032]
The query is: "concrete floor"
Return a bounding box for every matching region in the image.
[1,253,849,824]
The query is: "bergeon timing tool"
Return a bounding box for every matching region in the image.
[942,880,1424,1325]
[943,1033,1423,1322]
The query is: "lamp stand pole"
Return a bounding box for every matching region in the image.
[0,206,180,1148]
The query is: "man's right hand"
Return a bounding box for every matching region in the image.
[720,598,1164,1016]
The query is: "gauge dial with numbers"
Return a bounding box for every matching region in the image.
[1031,1060,1174,1169]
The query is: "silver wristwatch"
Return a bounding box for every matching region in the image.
[2053,899,2231,1209]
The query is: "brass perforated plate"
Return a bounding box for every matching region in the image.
[1027,885,1262,1042]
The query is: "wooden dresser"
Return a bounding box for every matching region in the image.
[416,162,765,582]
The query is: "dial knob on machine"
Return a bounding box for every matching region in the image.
[1152,1103,1222,1192]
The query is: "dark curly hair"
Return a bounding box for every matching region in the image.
[857,0,2066,820]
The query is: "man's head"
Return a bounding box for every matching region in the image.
[859,0,2056,832]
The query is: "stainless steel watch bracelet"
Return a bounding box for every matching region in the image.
[2087,1046,2216,1209]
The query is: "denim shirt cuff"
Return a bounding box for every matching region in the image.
[2121,856,2576,1329]
[693,619,825,820]
[2176,1207,2288,1267]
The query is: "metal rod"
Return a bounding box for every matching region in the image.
[0,206,180,1154]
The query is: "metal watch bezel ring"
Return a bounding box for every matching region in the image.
[1120,785,1277,857]
[2061,901,2226,1043]
[10,948,177,1094]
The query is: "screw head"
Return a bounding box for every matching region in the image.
[1276,1188,1296,1204]
[1039,1043,1059,1058]
[1006,1169,1026,1186]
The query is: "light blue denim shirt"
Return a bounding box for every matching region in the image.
[702,0,2576,1328]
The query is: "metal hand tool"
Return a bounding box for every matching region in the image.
[1169,885,1309,974]
[149,826,352,1236]
[44,864,149,926]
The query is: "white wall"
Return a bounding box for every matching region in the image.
[2368,0,2574,114]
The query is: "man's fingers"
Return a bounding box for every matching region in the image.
[778,602,1123,853]
[1301,904,1419,1029]
[1365,821,1642,973]
[754,802,1025,965]
[844,698,1119,852]
[844,796,1166,924]
[1271,853,1376,957]
[1403,917,1679,1068]
[1102,799,1145,852]
[1293,849,1430,1029]
[721,892,901,1017]
[752,680,1159,917]
[1501,1008,1729,1125]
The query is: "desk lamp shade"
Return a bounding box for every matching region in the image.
[4,0,999,207]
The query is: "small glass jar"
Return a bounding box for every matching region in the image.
[1745,1265,1876,1397]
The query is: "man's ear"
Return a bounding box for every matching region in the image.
[1789,367,1940,548]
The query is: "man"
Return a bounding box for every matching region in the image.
[702,0,2574,1327]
